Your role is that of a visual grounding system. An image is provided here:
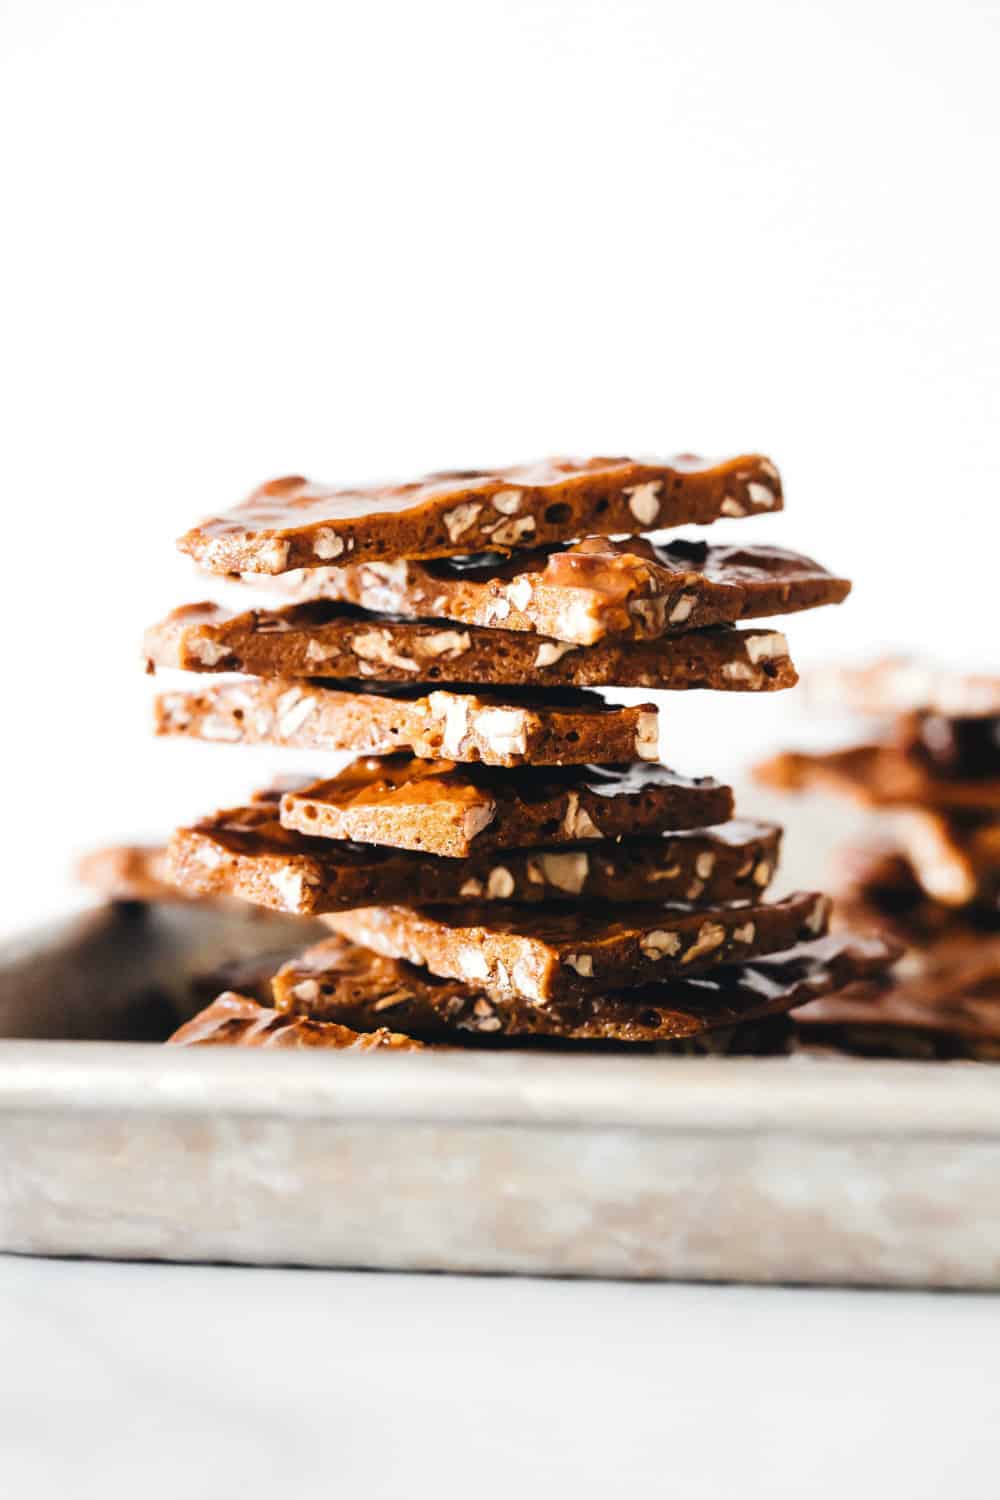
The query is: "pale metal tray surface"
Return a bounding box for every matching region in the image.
[1,903,998,1288]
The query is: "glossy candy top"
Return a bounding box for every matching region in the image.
[178,453,782,574]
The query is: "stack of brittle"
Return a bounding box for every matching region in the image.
[143,454,896,1052]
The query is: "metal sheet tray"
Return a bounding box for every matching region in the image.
[1,903,998,1287]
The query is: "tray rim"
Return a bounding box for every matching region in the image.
[2,1039,998,1140]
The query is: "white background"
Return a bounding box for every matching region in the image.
[5,1257,1000,1500]
[3,6,1000,1494]
[2,0,999,934]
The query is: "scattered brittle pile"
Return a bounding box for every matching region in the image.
[757,658,1000,1058]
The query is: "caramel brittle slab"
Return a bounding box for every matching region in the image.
[792,934,1000,1060]
[831,841,1000,948]
[174,978,796,1053]
[76,844,181,904]
[272,538,849,647]
[756,745,1000,811]
[177,455,782,574]
[144,602,797,691]
[169,802,780,914]
[889,809,1000,909]
[168,991,423,1049]
[806,657,1000,719]
[893,710,1000,782]
[796,936,1000,1034]
[278,757,733,859]
[273,933,895,1042]
[325,892,830,1003]
[155,679,659,767]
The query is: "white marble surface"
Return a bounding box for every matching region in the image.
[4,1257,999,1499]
